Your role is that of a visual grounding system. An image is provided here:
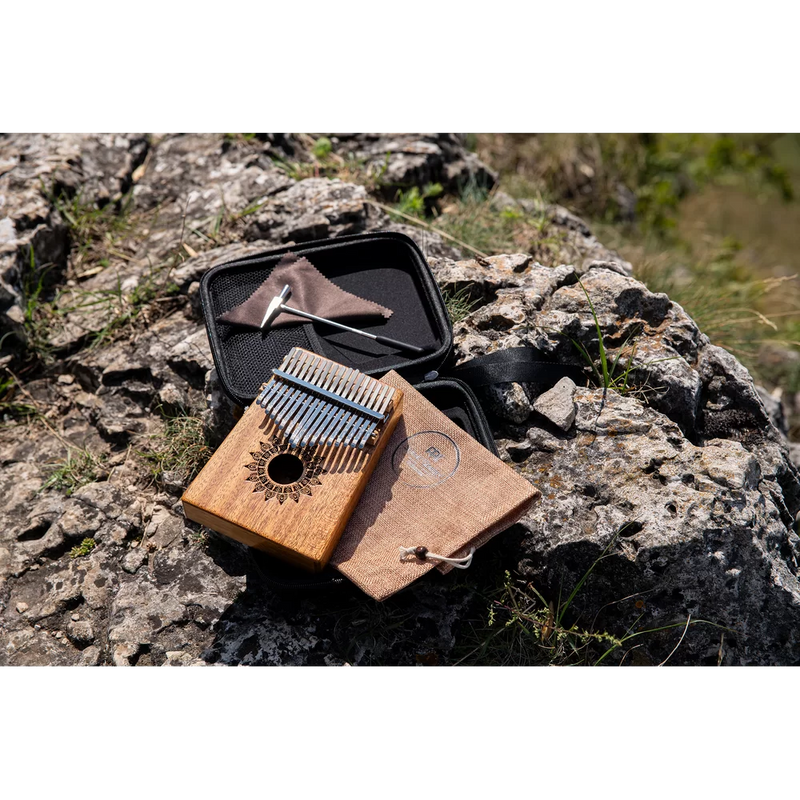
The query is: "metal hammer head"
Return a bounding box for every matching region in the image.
[260,284,292,330]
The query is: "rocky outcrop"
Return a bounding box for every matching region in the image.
[1,133,798,666]
[431,254,800,664]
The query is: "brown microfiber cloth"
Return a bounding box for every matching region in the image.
[330,371,539,601]
[216,253,393,329]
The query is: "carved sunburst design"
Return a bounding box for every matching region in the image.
[244,437,325,503]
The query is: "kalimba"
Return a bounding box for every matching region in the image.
[181,348,404,572]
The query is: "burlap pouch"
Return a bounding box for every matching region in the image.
[330,372,539,600]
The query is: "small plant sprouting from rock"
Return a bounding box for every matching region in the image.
[69,537,97,559]
[53,190,137,278]
[568,279,638,394]
[565,279,677,397]
[312,136,333,160]
[42,449,108,496]
[392,183,443,219]
[442,284,481,324]
[140,412,213,487]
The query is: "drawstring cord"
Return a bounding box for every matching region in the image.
[399,545,475,569]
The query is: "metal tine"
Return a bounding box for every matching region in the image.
[278,358,334,432]
[272,352,321,418]
[300,370,358,448]
[258,349,302,408]
[309,372,368,448]
[292,370,350,447]
[287,363,352,447]
[287,364,352,445]
[260,347,304,406]
[302,364,360,444]
[323,372,376,448]
[261,349,310,413]
[256,380,273,407]
[354,385,396,448]
[268,353,320,421]
[279,360,336,437]
[348,383,393,448]
[335,376,382,447]
[345,384,390,448]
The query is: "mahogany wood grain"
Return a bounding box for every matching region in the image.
[182,388,403,572]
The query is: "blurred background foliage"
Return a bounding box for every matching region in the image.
[466,134,800,415]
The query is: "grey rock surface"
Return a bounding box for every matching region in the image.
[1,133,799,666]
[318,133,497,196]
[439,256,800,664]
[533,377,577,431]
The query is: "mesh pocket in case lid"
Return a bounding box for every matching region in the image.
[199,232,453,407]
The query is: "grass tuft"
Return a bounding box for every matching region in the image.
[139,412,213,487]
[54,190,137,278]
[442,284,481,324]
[42,449,107,496]
[0,374,38,421]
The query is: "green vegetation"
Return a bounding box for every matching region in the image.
[566,280,638,395]
[627,234,799,372]
[312,136,333,159]
[392,182,443,218]
[477,133,794,233]
[473,134,800,399]
[224,133,258,143]
[269,134,384,189]
[139,411,213,487]
[16,191,188,363]
[441,284,481,325]
[455,527,725,666]
[54,190,137,277]
[42,449,107,496]
[65,266,181,352]
[19,244,60,363]
[69,537,97,559]
[0,374,37,421]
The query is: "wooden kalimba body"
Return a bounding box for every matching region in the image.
[181,348,404,572]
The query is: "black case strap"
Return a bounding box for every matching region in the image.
[447,348,586,389]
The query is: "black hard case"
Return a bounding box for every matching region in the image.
[200,232,452,404]
[198,230,498,591]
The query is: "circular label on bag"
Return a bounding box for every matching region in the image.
[391,431,460,488]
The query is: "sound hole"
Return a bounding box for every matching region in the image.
[267,453,304,485]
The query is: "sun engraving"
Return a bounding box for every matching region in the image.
[244,437,325,503]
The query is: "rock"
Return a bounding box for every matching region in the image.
[1,133,799,667]
[0,134,145,336]
[121,549,147,574]
[66,619,94,647]
[533,377,577,430]
[508,387,800,665]
[245,179,371,243]
[318,133,496,196]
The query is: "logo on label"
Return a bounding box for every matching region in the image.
[391,431,460,488]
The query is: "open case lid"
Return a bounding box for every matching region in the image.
[199,231,454,407]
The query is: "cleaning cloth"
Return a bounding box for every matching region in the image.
[216,253,393,329]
